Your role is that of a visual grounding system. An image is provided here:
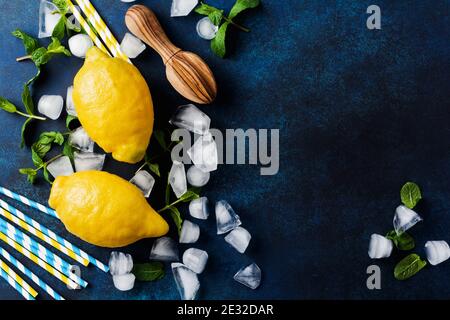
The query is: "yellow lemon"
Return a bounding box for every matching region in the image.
[49,171,168,248]
[73,47,153,164]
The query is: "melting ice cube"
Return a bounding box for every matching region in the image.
[150,237,179,262]
[368,234,393,259]
[120,33,146,59]
[47,156,74,178]
[169,161,187,198]
[169,104,211,135]
[66,86,77,117]
[196,17,219,40]
[69,127,94,152]
[112,274,136,291]
[183,248,208,274]
[393,205,422,234]
[225,226,251,254]
[189,197,209,220]
[425,241,450,266]
[179,220,200,244]
[233,263,261,290]
[215,200,241,235]
[39,0,61,38]
[69,34,93,58]
[187,165,210,187]
[74,152,105,172]
[171,263,200,300]
[38,95,63,120]
[109,251,133,276]
[187,133,218,172]
[171,0,199,17]
[130,170,155,198]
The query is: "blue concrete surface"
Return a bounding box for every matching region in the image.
[0,0,449,300]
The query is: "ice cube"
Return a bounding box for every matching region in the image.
[69,34,93,58]
[183,248,208,274]
[196,17,219,40]
[425,241,450,266]
[179,220,200,244]
[225,227,251,254]
[171,0,199,17]
[47,156,74,178]
[187,133,218,172]
[39,1,61,38]
[393,205,422,234]
[130,170,155,198]
[38,95,63,120]
[189,197,209,220]
[171,263,200,300]
[187,165,210,187]
[169,104,211,135]
[109,251,133,276]
[74,152,106,172]
[66,86,77,117]
[169,161,187,198]
[112,273,135,291]
[120,33,146,59]
[150,237,179,262]
[215,200,241,235]
[69,127,94,152]
[233,263,261,290]
[368,234,393,259]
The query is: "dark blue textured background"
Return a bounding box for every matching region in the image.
[0,0,449,300]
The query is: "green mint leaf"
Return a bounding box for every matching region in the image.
[52,0,69,14]
[386,230,415,251]
[20,118,33,148]
[42,165,53,184]
[66,115,78,129]
[31,148,44,167]
[12,29,39,55]
[147,162,160,177]
[211,22,229,58]
[21,84,34,115]
[0,97,17,113]
[19,168,36,175]
[167,206,183,235]
[229,0,260,19]
[32,131,65,164]
[132,262,165,281]
[153,130,168,150]
[47,37,70,56]
[31,47,50,67]
[400,182,422,209]
[394,254,427,280]
[52,16,67,40]
[62,140,75,160]
[179,189,201,203]
[195,3,224,25]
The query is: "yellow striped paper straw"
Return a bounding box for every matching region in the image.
[76,0,131,63]
[0,208,89,266]
[67,0,111,56]
[0,231,79,289]
[0,259,38,298]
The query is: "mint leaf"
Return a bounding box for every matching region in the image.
[147,162,160,177]
[386,230,415,251]
[179,189,201,203]
[21,84,34,115]
[132,262,165,281]
[31,47,50,67]
[401,182,422,209]
[42,165,52,184]
[211,22,230,58]
[52,16,67,40]
[12,29,38,54]
[66,115,78,129]
[52,0,69,14]
[62,140,74,160]
[229,0,260,19]
[19,168,37,184]
[47,37,71,56]
[195,3,224,25]
[0,97,17,113]
[167,206,183,235]
[20,118,33,148]
[31,131,65,164]
[394,254,427,280]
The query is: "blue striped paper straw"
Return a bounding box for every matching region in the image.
[0,247,64,300]
[0,186,59,219]
[0,266,34,300]
[0,199,109,272]
[0,224,88,288]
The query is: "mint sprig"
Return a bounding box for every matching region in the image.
[400,182,422,209]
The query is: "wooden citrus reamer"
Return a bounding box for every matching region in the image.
[125,5,217,104]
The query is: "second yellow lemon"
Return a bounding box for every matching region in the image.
[73,47,153,164]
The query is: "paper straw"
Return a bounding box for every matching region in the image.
[0,186,59,219]
[0,205,89,267]
[0,200,108,272]
[67,0,111,56]
[76,0,131,63]
[0,230,79,289]
[0,247,64,300]
[0,265,34,300]
[0,258,38,298]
